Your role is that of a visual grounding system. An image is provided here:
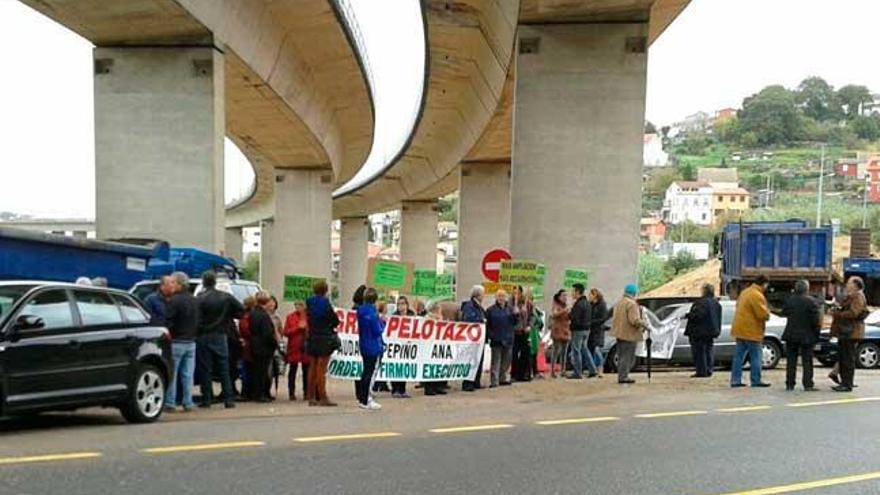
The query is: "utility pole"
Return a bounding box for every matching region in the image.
[816,144,825,227]
[863,175,870,228]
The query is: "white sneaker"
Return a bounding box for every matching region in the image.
[358,402,370,410]
[367,399,382,410]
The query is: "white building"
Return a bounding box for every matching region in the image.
[662,181,714,226]
[643,133,669,167]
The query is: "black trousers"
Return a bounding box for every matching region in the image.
[356,355,379,405]
[391,381,407,395]
[251,355,272,401]
[288,362,310,399]
[689,337,714,377]
[838,338,857,388]
[512,333,531,381]
[463,344,485,390]
[785,342,814,389]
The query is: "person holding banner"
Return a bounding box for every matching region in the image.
[460,285,488,392]
[424,301,449,396]
[356,288,385,410]
[511,286,533,382]
[611,284,644,384]
[683,283,722,378]
[390,296,416,398]
[283,301,311,401]
[487,290,516,387]
[306,280,341,407]
[549,290,571,378]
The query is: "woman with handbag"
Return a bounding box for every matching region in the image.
[306,280,341,406]
[829,276,868,392]
[283,301,311,401]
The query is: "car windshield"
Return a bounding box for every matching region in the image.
[0,285,35,322]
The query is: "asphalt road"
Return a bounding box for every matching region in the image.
[3,369,880,494]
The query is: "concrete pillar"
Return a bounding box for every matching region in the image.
[510,24,647,299]
[399,201,438,271]
[94,47,224,251]
[456,162,511,300]
[260,170,333,310]
[339,216,369,306]
[224,227,243,264]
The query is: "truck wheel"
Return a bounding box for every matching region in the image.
[761,339,781,369]
[857,342,880,369]
[120,364,165,424]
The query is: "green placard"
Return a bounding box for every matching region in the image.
[283,274,324,302]
[412,269,437,297]
[368,258,413,292]
[534,264,546,301]
[499,260,541,286]
[563,268,589,289]
[435,273,454,299]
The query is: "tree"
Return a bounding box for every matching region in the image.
[660,125,671,138]
[638,254,672,293]
[852,114,880,141]
[679,163,696,181]
[242,252,260,281]
[738,85,803,146]
[645,120,657,134]
[837,84,873,119]
[666,250,699,275]
[796,77,842,122]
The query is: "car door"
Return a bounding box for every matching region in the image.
[1,288,83,410]
[70,289,134,393]
[714,302,738,362]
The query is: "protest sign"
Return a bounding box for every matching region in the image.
[434,273,454,299]
[412,269,437,297]
[563,268,589,289]
[328,310,486,382]
[368,258,413,292]
[636,311,684,360]
[283,274,324,302]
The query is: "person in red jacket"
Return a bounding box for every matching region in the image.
[238,296,255,400]
[283,301,312,401]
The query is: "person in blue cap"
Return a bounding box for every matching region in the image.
[611,283,645,384]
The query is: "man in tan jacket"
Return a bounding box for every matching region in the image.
[611,284,644,384]
[730,275,771,388]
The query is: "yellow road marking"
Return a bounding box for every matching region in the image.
[536,416,620,426]
[634,410,708,419]
[294,432,401,443]
[0,452,102,466]
[142,441,265,454]
[716,405,773,413]
[429,424,515,434]
[787,397,880,408]
[716,470,880,494]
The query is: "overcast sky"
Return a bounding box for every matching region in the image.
[1,0,879,218]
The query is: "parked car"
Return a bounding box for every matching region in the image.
[814,327,880,369]
[0,281,172,423]
[600,299,785,372]
[131,277,261,304]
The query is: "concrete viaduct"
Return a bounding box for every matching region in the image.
[18,0,689,305]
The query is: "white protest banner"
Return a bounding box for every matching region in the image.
[636,313,685,360]
[328,309,486,382]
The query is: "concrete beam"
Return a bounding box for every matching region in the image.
[510,23,647,301]
[399,201,438,272]
[224,227,243,264]
[94,47,224,251]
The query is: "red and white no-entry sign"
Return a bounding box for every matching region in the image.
[481,248,512,283]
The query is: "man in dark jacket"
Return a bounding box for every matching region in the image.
[782,280,821,391]
[144,275,175,325]
[684,283,722,378]
[163,272,200,412]
[461,285,487,392]
[196,271,245,409]
[568,283,594,379]
[486,290,516,387]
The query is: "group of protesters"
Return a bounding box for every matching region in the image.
[146,268,871,415]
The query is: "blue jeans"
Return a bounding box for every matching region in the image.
[730,339,762,386]
[588,345,604,370]
[570,331,592,377]
[165,341,196,408]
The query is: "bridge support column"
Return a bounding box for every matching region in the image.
[400,201,438,273]
[456,162,510,300]
[510,24,647,298]
[339,216,369,306]
[94,47,224,251]
[224,227,243,264]
[260,170,332,310]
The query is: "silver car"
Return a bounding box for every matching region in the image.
[604,300,785,372]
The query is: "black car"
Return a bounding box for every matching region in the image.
[814,327,880,369]
[0,282,172,423]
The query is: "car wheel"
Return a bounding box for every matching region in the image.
[606,345,619,373]
[761,340,781,369]
[857,342,880,369]
[120,364,165,424]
